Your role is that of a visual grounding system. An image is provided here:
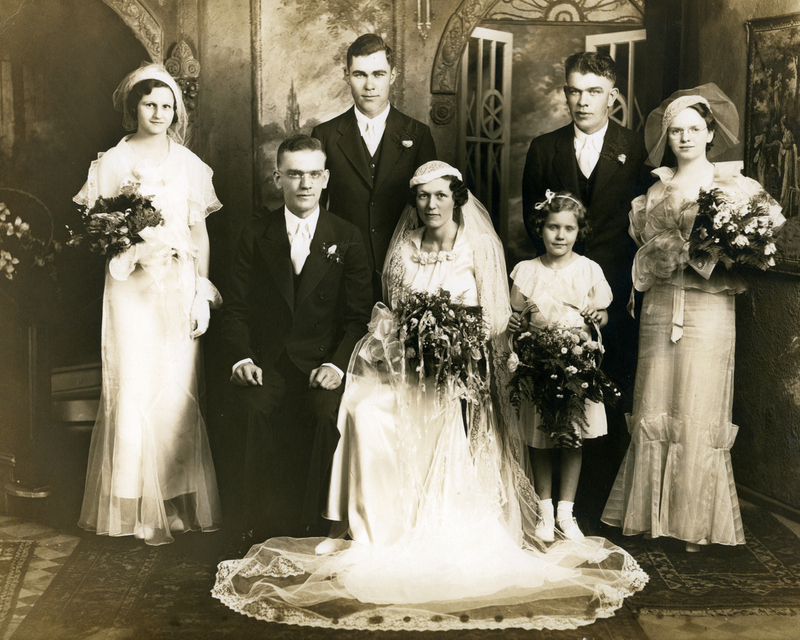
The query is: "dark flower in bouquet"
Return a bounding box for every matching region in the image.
[688,187,779,277]
[508,326,620,448]
[68,181,163,257]
[394,288,490,398]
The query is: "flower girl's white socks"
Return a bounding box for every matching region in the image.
[534,499,555,542]
[556,501,585,541]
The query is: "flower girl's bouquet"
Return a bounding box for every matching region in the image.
[508,324,620,448]
[68,181,163,257]
[394,288,489,398]
[687,187,779,278]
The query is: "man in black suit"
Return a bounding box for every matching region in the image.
[521,52,651,523]
[312,33,437,300]
[223,135,372,544]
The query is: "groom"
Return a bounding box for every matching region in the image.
[223,134,372,543]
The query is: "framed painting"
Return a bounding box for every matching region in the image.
[744,12,800,273]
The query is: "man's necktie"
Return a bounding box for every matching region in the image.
[290,222,311,275]
[363,121,379,156]
[577,136,600,178]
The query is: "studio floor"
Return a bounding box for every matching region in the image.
[1,498,800,640]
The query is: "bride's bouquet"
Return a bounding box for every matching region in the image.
[394,288,489,398]
[687,187,779,277]
[508,326,620,448]
[68,181,163,257]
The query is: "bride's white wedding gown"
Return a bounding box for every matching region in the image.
[213,224,647,631]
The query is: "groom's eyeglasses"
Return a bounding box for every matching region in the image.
[279,170,327,182]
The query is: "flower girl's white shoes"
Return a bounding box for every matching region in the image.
[534,516,555,542]
[556,517,585,541]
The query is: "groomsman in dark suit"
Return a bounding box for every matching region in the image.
[312,33,437,300]
[223,135,372,544]
[521,52,651,522]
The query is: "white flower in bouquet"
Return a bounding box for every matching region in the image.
[507,351,520,372]
[732,235,749,248]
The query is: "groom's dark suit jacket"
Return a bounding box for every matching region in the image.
[223,206,372,376]
[521,120,650,312]
[312,106,436,280]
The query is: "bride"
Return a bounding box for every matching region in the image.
[213,161,647,631]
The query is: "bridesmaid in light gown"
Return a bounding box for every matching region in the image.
[601,84,784,551]
[77,64,222,545]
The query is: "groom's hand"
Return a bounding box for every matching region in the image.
[232,362,263,386]
[309,366,342,390]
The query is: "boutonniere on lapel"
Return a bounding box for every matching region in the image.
[600,138,629,165]
[321,242,349,263]
[395,122,416,150]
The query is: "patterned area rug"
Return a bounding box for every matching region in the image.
[0,540,35,638]
[10,534,646,640]
[601,504,800,616]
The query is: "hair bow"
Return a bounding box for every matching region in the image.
[534,189,556,210]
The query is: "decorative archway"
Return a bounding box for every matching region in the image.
[101,0,164,62]
[429,0,645,125]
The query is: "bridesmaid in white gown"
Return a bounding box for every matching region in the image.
[76,64,222,545]
[213,162,647,631]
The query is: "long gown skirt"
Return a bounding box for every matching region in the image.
[79,259,221,545]
[602,284,745,545]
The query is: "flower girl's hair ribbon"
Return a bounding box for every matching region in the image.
[534,189,583,210]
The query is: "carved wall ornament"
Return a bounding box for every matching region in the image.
[486,0,644,23]
[165,41,200,112]
[430,94,457,125]
[101,0,163,62]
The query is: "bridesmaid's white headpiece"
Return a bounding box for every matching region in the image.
[113,63,188,145]
[644,83,739,167]
[409,161,463,187]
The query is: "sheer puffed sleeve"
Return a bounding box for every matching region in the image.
[73,147,127,206]
[586,259,613,310]
[183,148,222,225]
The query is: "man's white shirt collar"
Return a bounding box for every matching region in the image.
[354,103,390,136]
[284,206,320,240]
[574,120,609,151]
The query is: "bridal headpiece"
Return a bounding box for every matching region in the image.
[644,83,739,167]
[409,160,463,186]
[113,63,188,145]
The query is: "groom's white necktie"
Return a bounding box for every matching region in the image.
[290,220,312,275]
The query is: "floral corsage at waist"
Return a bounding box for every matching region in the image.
[394,287,489,400]
[687,186,781,278]
[67,181,163,257]
[508,323,620,449]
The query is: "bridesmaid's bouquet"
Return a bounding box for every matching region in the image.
[508,326,620,448]
[394,288,489,397]
[68,181,163,257]
[688,187,779,277]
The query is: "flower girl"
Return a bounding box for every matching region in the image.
[508,190,613,542]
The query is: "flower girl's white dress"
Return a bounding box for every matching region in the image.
[76,136,222,545]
